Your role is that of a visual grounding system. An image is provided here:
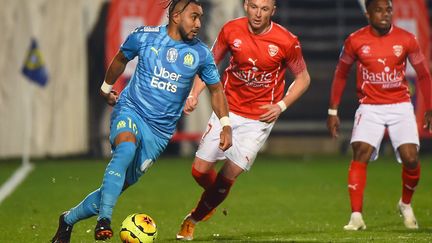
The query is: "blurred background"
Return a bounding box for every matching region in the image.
[0,0,431,160]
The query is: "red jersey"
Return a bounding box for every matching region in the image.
[212,17,306,120]
[332,25,429,106]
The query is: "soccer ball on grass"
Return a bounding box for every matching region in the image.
[119,213,157,243]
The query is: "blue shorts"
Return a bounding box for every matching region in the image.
[109,108,169,185]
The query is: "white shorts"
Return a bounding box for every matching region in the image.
[350,102,419,162]
[195,112,274,171]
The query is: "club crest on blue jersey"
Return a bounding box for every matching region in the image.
[166,48,178,63]
[183,53,195,67]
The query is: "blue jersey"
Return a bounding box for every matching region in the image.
[114,25,220,139]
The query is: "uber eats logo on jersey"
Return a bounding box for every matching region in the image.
[151,66,181,93]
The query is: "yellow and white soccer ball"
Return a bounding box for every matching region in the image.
[119,213,157,243]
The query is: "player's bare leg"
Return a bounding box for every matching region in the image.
[344,142,373,230]
[397,144,420,229]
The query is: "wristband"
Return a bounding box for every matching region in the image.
[328,109,338,116]
[219,116,231,127]
[277,100,287,112]
[101,81,113,94]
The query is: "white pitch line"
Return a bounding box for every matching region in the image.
[0,163,34,204]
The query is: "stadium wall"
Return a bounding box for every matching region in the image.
[0,0,106,158]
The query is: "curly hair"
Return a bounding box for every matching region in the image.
[163,0,202,19]
[365,0,392,9]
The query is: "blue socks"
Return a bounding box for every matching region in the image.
[99,142,136,220]
[64,141,136,224]
[64,189,101,225]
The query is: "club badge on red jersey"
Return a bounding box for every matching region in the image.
[393,45,403,57]
[233,39,242,49]
[268,44,279,57]
[361,45,371,56]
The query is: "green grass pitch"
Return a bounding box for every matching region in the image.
[0,155,431,242]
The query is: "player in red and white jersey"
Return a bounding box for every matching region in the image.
[211,13,307,120]
[176,0,310,240]
[327,0,432,231]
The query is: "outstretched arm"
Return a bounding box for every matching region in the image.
[100,51,129,106]
[259,69,311,123]
[207,82,232,151]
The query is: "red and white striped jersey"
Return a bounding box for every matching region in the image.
[212,17,306,120]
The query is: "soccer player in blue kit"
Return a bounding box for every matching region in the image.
[51,1,232,242]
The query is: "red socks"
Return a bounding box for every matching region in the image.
[191,173,234,221]
[348,160,368,212]
[401,163,420,204]
[347,159,420,212]
[192,166,217,190]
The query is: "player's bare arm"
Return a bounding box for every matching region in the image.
[207,82,232,151]
[327,106,340,138]
[327,103,341,139]
[259,69,310,123]
[99,51,129,106]
[424,111,432,133]
[184,75,207,115]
